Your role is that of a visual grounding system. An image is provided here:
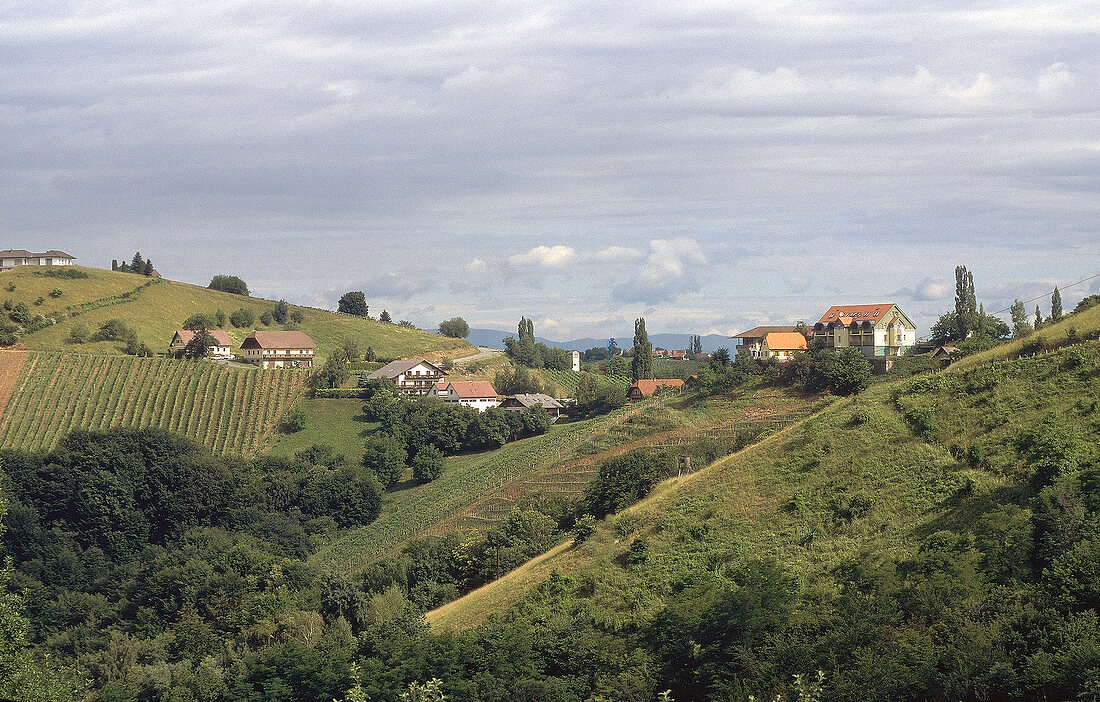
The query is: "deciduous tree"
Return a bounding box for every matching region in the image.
[338,291,368,317]
[438,317,469,338]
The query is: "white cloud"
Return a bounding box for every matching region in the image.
[509,245,577,268]
[463,258,489,274]
[594,245,644,261]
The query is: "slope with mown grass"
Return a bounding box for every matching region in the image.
[0,351,306,456]
[0,265,472,361]
[428,305,1100,633]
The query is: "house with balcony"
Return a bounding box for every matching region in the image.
[732,325,798,358]
[811,304,917,357]
[367,359,446,396]
[240,331,315,368]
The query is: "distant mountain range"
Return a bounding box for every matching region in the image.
[466,328,735,354]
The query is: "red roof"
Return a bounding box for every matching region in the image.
[174,329,232,347]
[764,332,807,351]
[436,381,498,398]
[240,330,316,350]
[817,304,896,326]
[629,378,686,398]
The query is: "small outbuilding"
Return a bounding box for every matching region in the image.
[169,329,233,358]
[428,381,499,411]
[498,393,565,422]
[628,378,686,401]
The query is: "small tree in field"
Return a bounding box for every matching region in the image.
[338,291,368,317]
[412,445,445,483]
[438,317,469,338]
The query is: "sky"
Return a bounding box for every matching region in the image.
[3,1,1099,340]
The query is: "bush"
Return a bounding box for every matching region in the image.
[49,288,63,298]
[9,302,32,324]
[182,313,216,330]
[438,317,470,338]
[363,434,408,488]
[824,347,872,395]
[229,308,255,328]
[208,275,249,295]
[260,311,273,326]
[412,445,445,483]
[68,324,88,344]
[272,300,289,324]
[282,407,307,433]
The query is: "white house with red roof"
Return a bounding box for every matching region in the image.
[240,330,315,369]
[811,303,917,357]
[427,381,499,411]
[169,329,233,358]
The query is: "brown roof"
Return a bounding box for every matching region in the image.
[817,304,897,325]
[733,325,798,340]
[629,378,686,398]
[174,329,232,346]
[500,393,564,410]
[0,249,75,259]
[763,332,807,352]
[435,381,498,398]
[241,330,315,350]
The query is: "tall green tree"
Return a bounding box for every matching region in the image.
[1010,299,1031,337]
[130,251,145,273]
[273,299,290,324]
[1035,305,1043,329]
[208,275,249,295]
[1051,286,1063,322]
[954,265,977,339]
[632,318,653,381]
[438,317,469,338]
[337,291,368,317]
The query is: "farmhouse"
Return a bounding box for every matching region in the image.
[169,330,233,358]
[367,359,446,396]
[812,303,917,357]
[628,378,686,401]
[428,381,499,411]
[498,393,565,421]
[761,332,807,361]
[0,249,75,271]
[732,325,798,359]
[240,330,315,369]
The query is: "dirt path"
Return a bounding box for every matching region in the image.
[0,350,30,422]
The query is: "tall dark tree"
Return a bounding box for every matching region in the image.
[142,259,154,276]
[954,265,977,339]
[337,291,368,317]
[631,318,653,381]
[183,329,215,358]
[689,335,703,355]
[273,299,290,324]
[1010,299,1030,337]
[1051,287,1063,322]
[379,309,392,323]
[1035,304,1043,329]
[505,317,541,367]
[130,251,145,273]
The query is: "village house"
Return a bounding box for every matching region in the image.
[427,381,499,411]
[761,332,807,361]
[628,378,686,401]
[367,359,446,396]
[0,249,76,272]
[169,330,233,358]
[240,330,315,369]
[811,303,917,357]
[732,325,798,358]
[498,393,565,422]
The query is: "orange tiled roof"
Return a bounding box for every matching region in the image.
[629,378,686,397]
[764,332,807,351]
[817,303,896,325]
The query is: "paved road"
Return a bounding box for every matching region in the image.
[456,346,504,363]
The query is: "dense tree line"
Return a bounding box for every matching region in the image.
[503,317,572,369]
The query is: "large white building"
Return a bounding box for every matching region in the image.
[812,303,917,357]
[427,381,499,411]
[0,249,75,271]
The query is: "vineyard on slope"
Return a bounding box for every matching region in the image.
[0,352,307,456]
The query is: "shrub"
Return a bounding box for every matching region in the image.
[363,434,408,488]
[289,309,304,324]
[282,407,307,433]
[229,308,255,328]
[182,313,216,330]
[272,300,289,324]
[49,288,63,298]
[412,445,445,483]
[260,311,273,326]
[208,275,249,295]
[68,324,88,344]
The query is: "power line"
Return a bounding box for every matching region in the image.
[990,270,1100,315]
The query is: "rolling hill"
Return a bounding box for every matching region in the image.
[428,304,1100,637]
[0,265,472,362]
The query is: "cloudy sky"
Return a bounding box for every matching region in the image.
[3,1,1098,339]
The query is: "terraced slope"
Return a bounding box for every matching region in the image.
[0,352,306,456]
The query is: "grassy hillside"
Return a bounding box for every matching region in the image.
[0,351,306,456]
[0,265,472,361]
[429,306,1100,634]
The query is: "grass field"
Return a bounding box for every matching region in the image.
[1,265,472,362]
[264,398,379,461]
[0,351,307,456]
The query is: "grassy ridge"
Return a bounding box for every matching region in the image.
[0,352,306,456]
[1,265,472,361]
[429,308,1100,631]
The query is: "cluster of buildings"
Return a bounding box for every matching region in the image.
[733,303,918,363]
[169,329,316,369]
[366,359,565,419]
